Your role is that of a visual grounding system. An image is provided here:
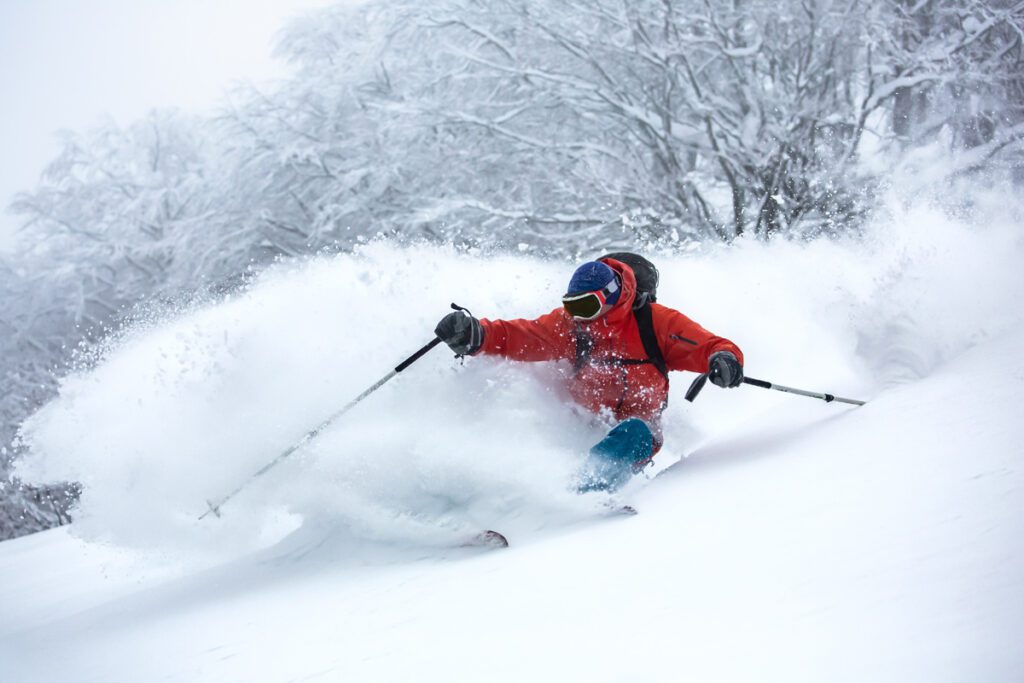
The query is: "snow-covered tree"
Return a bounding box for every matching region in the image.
[885,0,1024,169]
[0,260,78,537]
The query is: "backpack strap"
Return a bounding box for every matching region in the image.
[633,303,668,379]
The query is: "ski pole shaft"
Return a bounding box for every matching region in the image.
[741,376,865,405]
[199,336,443,521]
[685,373,865,406]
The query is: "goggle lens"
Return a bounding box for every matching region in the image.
[562,291,604,320]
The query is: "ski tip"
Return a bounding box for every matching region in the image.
[600,501,638,516]
[462,529,509,549]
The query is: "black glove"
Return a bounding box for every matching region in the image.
[708,351,743,388]
[435,311,484,356]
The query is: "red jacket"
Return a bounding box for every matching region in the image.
[476,258,743,444]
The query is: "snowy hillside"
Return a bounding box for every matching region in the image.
[1,199,1022,682]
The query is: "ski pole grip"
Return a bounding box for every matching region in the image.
[685,373,708,402]
[743,377,772,389]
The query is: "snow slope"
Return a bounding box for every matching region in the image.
[1,198,1022,682]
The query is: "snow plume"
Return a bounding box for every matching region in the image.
[853,197,1024,386]
[15,193,1024,563]
[16,248,600,561]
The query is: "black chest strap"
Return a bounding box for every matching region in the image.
[573,326,594,373]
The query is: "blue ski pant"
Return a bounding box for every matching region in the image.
[577,418,655,493]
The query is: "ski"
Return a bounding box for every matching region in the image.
[598,499,638,516]
[462,529,509,549]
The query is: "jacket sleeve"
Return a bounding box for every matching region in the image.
[652,304,744,374]
[476,308,574,362]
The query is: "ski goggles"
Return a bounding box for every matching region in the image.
[562,277,620,320]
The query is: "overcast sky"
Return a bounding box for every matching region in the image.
[0,0,337,250]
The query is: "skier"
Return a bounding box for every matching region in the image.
[434,254,744,492]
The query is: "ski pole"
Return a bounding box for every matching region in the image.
[199,333,445,521]
[684,373,866,406]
